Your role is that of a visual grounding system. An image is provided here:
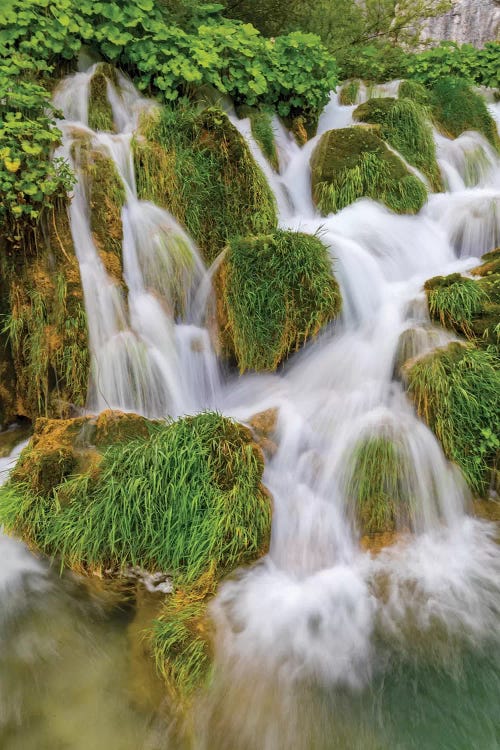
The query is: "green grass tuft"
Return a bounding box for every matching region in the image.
[425,273,490,336]
[345,435,414,534]
[310,127,428,215]
[430,78,500,150]
[405,343,500,495]
[133,104,277,263]
[398,80,431,107]
[354,97,442,191]
[218,230,341,371]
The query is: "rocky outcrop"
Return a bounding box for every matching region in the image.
[422,0,500,47]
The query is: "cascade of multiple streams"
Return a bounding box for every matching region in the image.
[1,65,500,748]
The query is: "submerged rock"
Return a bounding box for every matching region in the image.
[216,230,341,372]
[310,127,428,215]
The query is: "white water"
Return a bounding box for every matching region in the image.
[2,64,500,745]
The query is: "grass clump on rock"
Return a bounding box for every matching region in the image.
[424,273,490,337]
[133,105,277,263]
[310,127,428,215]
[339,80,361,106]
[345,434,414,535]
[405,343,500,495]
[217,230,341,372]
[0,411,271,700]
[353,97,442,191]
[430,78,500,150]
[398,80,431,107]
[87,65,116,132]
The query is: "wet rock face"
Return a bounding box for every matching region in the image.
[422,0,500,47]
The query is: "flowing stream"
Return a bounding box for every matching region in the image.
[1,68,500,748]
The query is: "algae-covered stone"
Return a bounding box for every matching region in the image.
[310,127,428,215]
[217,230,342,372]
[404,342,500,495]
[353,97,442,191]
[133,105,277,263]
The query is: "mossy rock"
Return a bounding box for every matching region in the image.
[0,411,271,701]
[133,105,277,264]
[310,127,428,215]
[353,97,442,191]
[471,248,500,278]
[88,64,117,132]
[1,203,89,420]
[425,256,500,348]
[73,137,126,284]
[339,80,361,106]
[216,230,342,371]
[404,342,500,496]
[429,78,500,150]
[345,435,414,534]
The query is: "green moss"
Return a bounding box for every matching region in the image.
[405,343,500,495]
[218,230,341,372]
[472,248,500,278]
[87,67,115,132]
[398,80,431,107]
[250,111,279,171]
[346,435,414,534]
[310,127,428,215]
[339,80,361,106]
[0,412,271,580]
[133,104,277,264]
[430,78,500,150]
[353,97,442,191]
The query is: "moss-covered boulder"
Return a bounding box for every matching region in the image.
[404,342,500,496]
[87,64,117,132]
[310,127,428,215]
[73,137,126,284]
[398,80,431,107]
[133,105,277,264]
[338,80,361,106]
[216,230,341,371]
[353,97,442,191]
[0,410,271,700]
[0,203,89,421]
[430,78,500,150]
[345,434,414,535]
[425,256,500,349]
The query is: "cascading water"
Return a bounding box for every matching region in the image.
[2,63,500,748]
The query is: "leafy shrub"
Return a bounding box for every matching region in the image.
[0,58,74,237]
[0,0,338,120]
[133,104,277,263]
[405,343,500,495]
[217,230,341,372]
[429,77,500,149]
[353,97,442,191]
[407,42,500,89]
[310,126,428,215]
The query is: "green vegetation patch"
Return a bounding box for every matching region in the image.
[217,230,341,371]
[345,435,414,534]
[398,80,431,106]
[353,97,442,191]
[339,80,361,106]
[429,78,500,150]
[0,412,271,580]
[310,126,428,215]
[87,66,116,132]
[405,343,500,495]
[133,105,277,263]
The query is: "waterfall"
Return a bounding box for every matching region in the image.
[3,62,499,746]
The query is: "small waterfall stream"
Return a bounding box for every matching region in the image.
[1,67,500,748]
